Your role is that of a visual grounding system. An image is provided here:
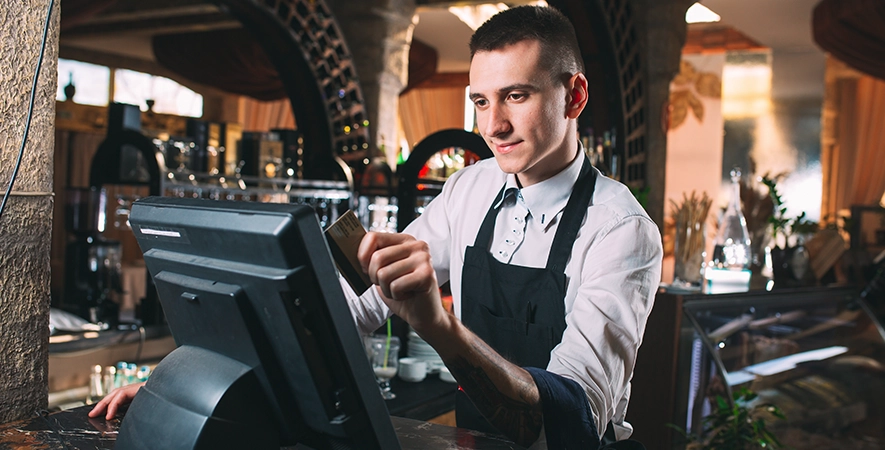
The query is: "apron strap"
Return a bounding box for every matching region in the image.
[546,156,596,272]
[473,185,508,249]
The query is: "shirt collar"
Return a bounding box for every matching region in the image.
[493,146,585,229]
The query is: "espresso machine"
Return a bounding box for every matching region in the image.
[63,187,122,326]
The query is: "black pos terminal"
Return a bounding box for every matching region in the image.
[119,197,400,450]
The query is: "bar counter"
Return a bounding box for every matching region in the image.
[386,373,458,421]
[0,405,523,449]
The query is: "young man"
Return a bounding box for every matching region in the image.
[92,5,661,449]
[353,5,661,449]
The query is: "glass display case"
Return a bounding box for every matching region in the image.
[629,286,885,450]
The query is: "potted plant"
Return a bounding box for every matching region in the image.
[761,175,818,286]
[669,388,787,450]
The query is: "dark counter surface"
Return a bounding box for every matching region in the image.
[386,372,458,421]
[0,405,523,450]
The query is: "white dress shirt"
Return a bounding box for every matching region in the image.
[344,152,663,439]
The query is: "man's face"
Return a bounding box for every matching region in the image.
[469,39,579,187]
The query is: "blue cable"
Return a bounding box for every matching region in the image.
[0,0,56,222]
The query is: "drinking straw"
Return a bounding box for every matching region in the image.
[383,318,392,368]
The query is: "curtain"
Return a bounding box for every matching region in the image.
[238,97,296,132]
[399,87,466,149]
[821,57,885,222]
[851,77,885,205]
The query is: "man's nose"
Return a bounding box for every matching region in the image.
[483,104,511,137]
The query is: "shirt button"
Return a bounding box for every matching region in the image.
[500,251,509,258]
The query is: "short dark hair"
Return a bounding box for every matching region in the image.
[469,5,584,77]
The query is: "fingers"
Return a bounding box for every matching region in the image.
[88,394,113,418]
[358,232,415,272]
[376,251,437,300]
[87,383,144,420]
[365,239,434,299]
[105,392,126,420]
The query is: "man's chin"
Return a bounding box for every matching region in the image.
[491,158,527,176]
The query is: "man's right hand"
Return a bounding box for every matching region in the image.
[88,382,145,421]
[358,231,447,335]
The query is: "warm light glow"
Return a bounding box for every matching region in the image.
[49,335,77,344]
[448,2,548,31]
[685,3,720,24]
[722,56,772,119]
[449,3,509,30]
[880,191,885,208]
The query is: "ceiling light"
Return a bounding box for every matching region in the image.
[685,2,720,24]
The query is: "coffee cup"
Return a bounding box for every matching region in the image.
[398,357,427,383]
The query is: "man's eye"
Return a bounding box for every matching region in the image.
[473,99,487,107]
[508,93,526,101]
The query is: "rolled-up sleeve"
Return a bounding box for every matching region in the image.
[527,367,600,449]
[546,212,662,438]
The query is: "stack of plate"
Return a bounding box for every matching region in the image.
[407,329,445,374]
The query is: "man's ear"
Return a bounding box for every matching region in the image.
[566,72,589,119]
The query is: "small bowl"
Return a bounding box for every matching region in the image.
[398,357,427,383]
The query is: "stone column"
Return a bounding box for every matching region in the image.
[631,0,695,228]
[325,0,418,164]
[0,0,58,422]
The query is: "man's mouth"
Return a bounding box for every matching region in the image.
[494,141,521,154]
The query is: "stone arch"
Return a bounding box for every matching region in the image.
[215,0,370,173]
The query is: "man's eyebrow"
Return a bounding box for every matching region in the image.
[469,84,540,100]
[497,83,539,93]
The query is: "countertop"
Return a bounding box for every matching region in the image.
[386,372,458,420]
[0,405,523,449]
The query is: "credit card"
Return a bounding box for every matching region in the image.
[325,210,373,295]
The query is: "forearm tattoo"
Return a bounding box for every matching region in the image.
[446,342,543,446]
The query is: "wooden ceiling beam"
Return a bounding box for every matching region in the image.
[81,4,221,25]
[61,12,240,38]
[97,0,215,15]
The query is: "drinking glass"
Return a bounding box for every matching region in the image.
[365,335,400,400]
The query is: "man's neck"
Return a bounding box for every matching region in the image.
[515,143,580,188]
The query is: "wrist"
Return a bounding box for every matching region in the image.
[413,310,462,359]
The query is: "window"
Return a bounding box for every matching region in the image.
[114,69,203,117]
[56,58,110,106]
[56,59,203,118]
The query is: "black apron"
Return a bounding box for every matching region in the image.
[456,156,611,438]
